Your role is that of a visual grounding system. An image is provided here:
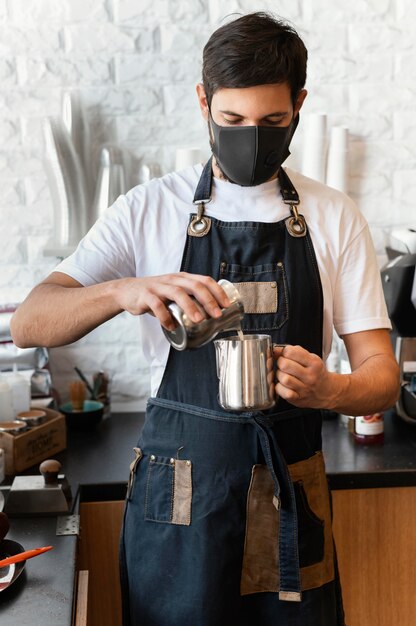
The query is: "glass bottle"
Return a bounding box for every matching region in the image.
[353,413,384,445]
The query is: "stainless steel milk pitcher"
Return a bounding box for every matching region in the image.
[162,279,244,351]
[214,334,276,411]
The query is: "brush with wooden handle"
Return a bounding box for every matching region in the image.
[69,380,86,411]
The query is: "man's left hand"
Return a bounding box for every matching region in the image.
[273,344,337,409]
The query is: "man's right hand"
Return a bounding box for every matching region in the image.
[10,271,231,348]
[115,272,231,330]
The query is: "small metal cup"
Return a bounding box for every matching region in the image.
[163,279,244,351]
[214,334,276,411]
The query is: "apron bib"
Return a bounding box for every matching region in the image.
[120,160,345,626]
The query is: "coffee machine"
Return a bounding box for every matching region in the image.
[381,228,416,424]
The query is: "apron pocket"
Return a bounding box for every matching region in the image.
[288,451,335,591]
[294,480,325,568]
[219,261,289,332]
[241,452,334,595]
[145,454,192,526]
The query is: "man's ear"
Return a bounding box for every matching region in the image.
[294,89,307,116]
[196,83,209,121]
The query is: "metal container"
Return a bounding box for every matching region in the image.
[0,420,28,436]
[214,334,276,411]
[162,279,244,351]
[16,409,47,428]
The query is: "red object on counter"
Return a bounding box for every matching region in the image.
[0,545,53,568]
[353,413,385,444]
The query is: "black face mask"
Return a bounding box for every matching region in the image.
[209,113,299,187]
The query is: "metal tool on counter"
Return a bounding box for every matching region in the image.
[162,279,244,350]
[4,459,72,516]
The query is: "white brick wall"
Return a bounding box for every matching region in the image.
[0,0,415,411]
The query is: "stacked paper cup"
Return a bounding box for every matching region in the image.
[175,148,203,171]
[326,126,349,194]
[301,114,327,183]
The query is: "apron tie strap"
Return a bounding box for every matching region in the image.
[253,415,302,602]
[193,157,213,204]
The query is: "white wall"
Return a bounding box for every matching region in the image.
[1,0,415,410]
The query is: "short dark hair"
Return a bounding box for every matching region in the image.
[202,12,307,106]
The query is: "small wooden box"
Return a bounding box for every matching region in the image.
[0,408,66,474]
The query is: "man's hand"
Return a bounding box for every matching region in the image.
[273,330,400,415]
[115,272,231,330]
[273,344,341,409]
[10,271,231,348]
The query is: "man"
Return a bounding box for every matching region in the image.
[11,12,399,626]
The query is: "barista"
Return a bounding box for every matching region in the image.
[11,12,399,626]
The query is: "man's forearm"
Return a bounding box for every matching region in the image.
[327,353,400,416]
[11,281,123,348]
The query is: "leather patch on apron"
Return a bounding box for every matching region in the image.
[171,459,192,525]
[240,451,334,595]
[240,463,280,594]
[233,281,278,314]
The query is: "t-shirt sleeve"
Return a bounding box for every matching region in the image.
[333,223,392,336]
[54,194,136,286]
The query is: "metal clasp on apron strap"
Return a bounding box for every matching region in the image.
[279,168,307,238]
[285,204,307,238]
[189,201,212,237]
[189,157,213,237]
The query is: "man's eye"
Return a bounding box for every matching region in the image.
[223,118,241,125]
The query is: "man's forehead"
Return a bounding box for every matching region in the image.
[211,83,292,114]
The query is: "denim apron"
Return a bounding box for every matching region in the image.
[120,160,345,626]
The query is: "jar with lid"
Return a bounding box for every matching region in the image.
[353,413,384,445]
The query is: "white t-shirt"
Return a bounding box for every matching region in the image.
[56,164,391,396]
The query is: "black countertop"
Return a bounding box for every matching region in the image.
[323,410,416,489]
[1,409,416,624]
[0,412,145,626]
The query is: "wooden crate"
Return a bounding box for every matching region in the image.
[0,408,66,474]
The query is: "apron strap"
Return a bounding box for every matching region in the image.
[193,159,300,205]
[253,415,302,601]
[193,156,213,204]
[278,168,307,238]
[191,157,307,238]
[278,167,300,204]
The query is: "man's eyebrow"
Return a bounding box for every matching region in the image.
[218,110,244,116]
[219,109,288,117]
